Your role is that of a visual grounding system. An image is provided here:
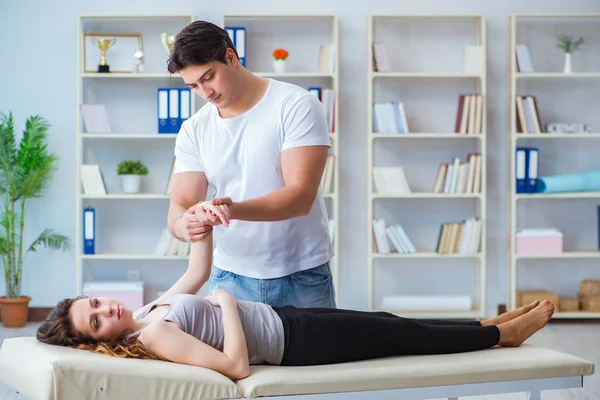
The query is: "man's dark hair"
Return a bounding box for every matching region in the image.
[167,20,239,73]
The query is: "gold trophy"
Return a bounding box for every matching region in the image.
[161,32,176,55]
[93,38,116,73]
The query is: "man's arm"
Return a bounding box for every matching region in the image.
[168,171,210,240]
[224,145,329,221]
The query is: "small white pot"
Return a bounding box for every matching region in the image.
[273,59,286,73]
[563,53,572,74]
[120,175,142,194]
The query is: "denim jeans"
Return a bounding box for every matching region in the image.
[207,261,337,308]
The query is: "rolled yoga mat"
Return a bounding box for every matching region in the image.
[536,169,600,193]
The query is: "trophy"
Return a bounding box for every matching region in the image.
[161,32,176,55]
[92,38,116,73]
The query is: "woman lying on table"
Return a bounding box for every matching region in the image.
[37,201,554,380]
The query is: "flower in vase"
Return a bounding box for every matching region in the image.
[272,48,289,60]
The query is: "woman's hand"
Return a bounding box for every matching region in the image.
[204,288,237,307]
[192,201,231,227]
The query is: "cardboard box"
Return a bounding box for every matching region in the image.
[517,290,559,310]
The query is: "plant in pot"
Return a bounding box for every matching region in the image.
[0,112,71,327]
[272,48,289,73]
[117,160,149,194]
[557,34,584,74]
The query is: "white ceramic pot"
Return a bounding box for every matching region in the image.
[120,175,141,194]
[273,59,286,73]
[563,53,572,74]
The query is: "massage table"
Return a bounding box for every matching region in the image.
[0,337,594,400]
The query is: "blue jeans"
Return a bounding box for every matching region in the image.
[207,262,337,308]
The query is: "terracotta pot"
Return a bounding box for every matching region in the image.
[0,296,31,328]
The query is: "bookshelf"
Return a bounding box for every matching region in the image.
[76,15,196,296]
[367,15,487,319]
[507,14,600,319]
[220,14,340,296]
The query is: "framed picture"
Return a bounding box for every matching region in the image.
[83,33,143,73]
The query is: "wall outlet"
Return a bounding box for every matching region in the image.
[127,269,140,281]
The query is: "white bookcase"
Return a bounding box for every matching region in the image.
[220,14,340,295]
[507,14,600,319]
[367,15,487,319]
[75,15,196,296]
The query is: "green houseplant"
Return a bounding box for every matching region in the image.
[117,160,149,194]
[0,112,71,327]
[557,34,584,73]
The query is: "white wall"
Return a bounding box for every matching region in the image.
[1,0,599,316]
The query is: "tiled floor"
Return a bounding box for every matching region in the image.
[0,322,598,399]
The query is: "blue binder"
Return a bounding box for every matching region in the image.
[515,147,527,194]
[168,88,180,133]
[525,147,539,193]
[307,86,322,101]
[157,88,169,133]
[83,208,95,255]
[179,88,191,130]
[225,26,246,67]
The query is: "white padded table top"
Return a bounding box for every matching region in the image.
[0,337,594,400]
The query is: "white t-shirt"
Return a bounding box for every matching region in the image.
[173,79,334,279]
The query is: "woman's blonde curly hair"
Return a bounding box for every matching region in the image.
[36,296,164,361]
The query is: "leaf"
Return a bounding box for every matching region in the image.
[0,112,18,196]
[27,229,71,254]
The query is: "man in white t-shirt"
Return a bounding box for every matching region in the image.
[165,20,336,308]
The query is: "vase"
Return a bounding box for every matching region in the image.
[120,175,141,193]
[0,296,31,328]
[563,53,572,74]
[273,59,286,73]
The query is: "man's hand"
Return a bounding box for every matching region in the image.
[211,197,233,207]
[194,201,231,227]
[173,210,213,242]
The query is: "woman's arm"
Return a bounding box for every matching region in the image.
[134,202,228,315]
[142,289,250,380]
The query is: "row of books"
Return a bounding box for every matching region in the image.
[515,95,542,134]
[372,42,390,72]
[436,217,482,254]
[320,155,335,194]
[433,153,482,194]
[372,167,411,194]
[154,229,191,256]
[372,218,417,254]
[308,88,336,133]
[515,44,535,73]
[454,94,484,134]
[372,101,409,133]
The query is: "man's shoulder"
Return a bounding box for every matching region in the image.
[180,102,214,132]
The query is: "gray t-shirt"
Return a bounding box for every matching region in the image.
[135,294,285,365]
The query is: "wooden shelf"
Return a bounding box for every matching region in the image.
[371,133,483,139]
[515,72,600,79]
[516,251,600,260]
[552,312,600,319]
[81,253,189,260]
[513,133,600,139]
[81,194,169,200]
[81,73,180,79]
[372,192,482,199]
[372,72,483,79]
[372,252,482,259]
[516,192,600,200]
[255,72,334,78]
[81,133,177,139]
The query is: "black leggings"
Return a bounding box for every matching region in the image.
[272,306,500,366]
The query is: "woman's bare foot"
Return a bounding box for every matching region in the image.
[497,300,555,347]
[481,300,540,326]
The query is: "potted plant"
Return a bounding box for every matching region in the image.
[272,48,289,73]
[117,160,149,194]
[557,34,584,73]
[0,112,71,327]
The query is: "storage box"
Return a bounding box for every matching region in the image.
[517,290,559,310]
[82,281,144,310]
[515,229,563,254]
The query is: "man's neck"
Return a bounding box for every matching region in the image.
[218,71,269,119]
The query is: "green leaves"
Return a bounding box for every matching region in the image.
[27,229,71,255]
[117,160,149,175]
[557,34,584,54]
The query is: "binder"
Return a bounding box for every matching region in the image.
[179,88,191,130]
[225,26,246,67]
[307,86,322,101]
[526,147,539,193]
[83,208,95,255]
[168,88,180,133]
[515,147,527,194]
[157,88,169,133]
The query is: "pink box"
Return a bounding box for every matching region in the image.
[515,232,563,254]
[83,281,144,310]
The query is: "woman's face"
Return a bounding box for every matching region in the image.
[70,297,135,340]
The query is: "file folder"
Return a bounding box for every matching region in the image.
[83,208,95,255]
[169,89,180,133]
[225,26,246,67]
[526,148,539,193]
[516,147,527,194]
[157,89,169,133]
[307,86,322,101]
[179,88,191,129]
